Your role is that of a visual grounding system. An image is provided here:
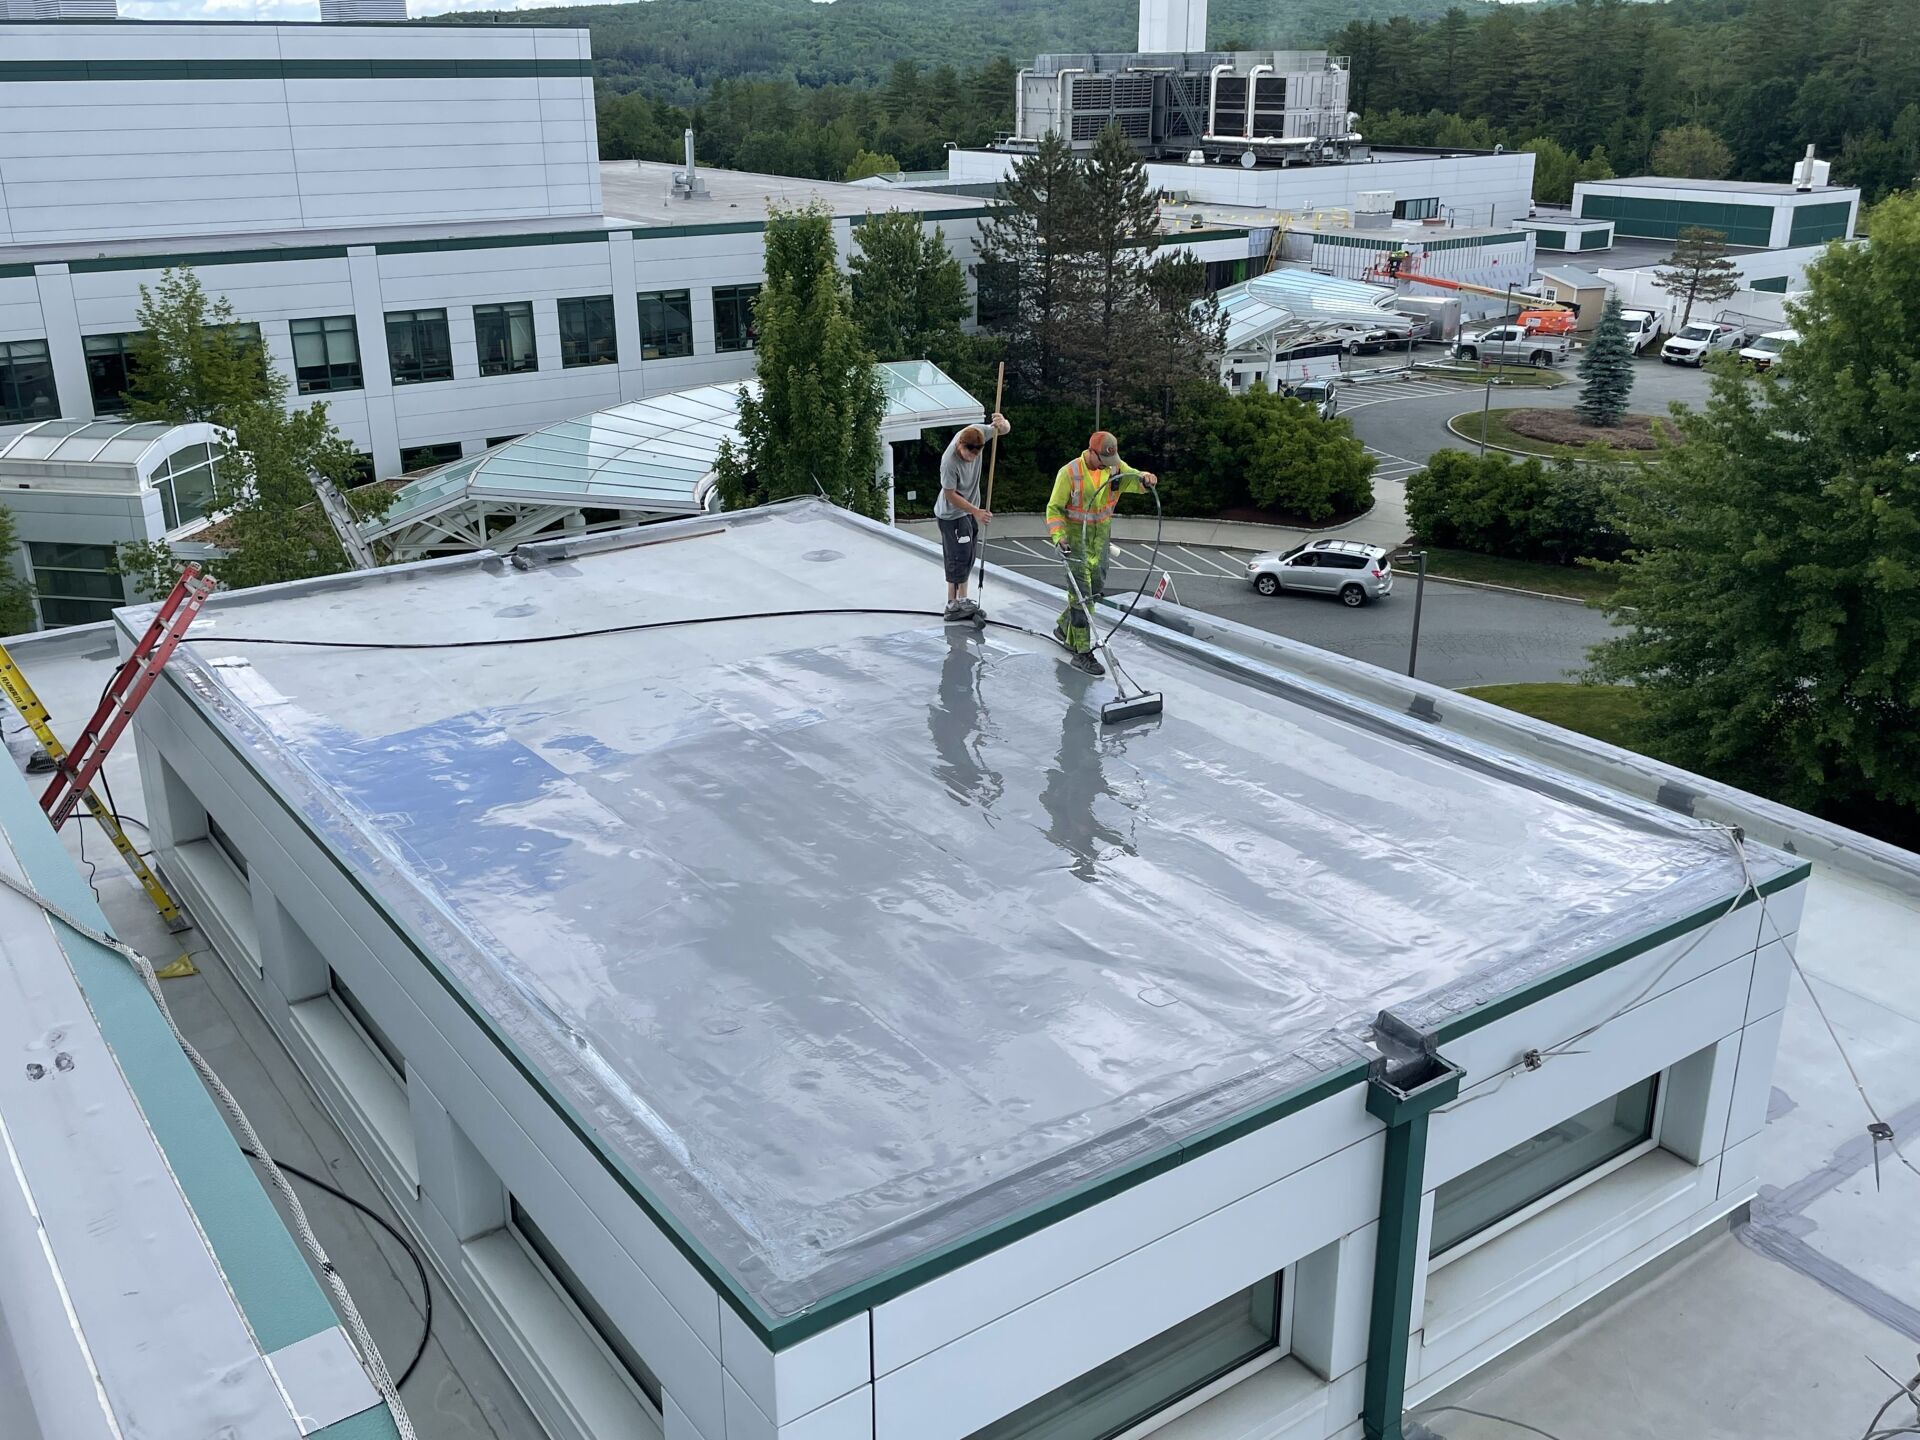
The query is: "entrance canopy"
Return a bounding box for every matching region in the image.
[367,361,982,561]
[1214,270,1413,354]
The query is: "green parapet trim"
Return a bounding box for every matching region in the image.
[0,264,38,280]
[1361,1055,1464,1440]
[0,759,401,1434]
[0,57,592,83]
[68,246,351,274]
[374,231,613,256]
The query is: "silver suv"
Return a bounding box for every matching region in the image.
[1247,540,1394,606]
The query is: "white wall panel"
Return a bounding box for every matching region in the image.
[719,1309,870,1429]
[875,1137,1380,1440]
[873,1083,1375,1374]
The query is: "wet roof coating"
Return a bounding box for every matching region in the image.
[157,502,1787,1320]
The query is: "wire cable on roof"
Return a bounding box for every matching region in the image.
[184,607,1053,651]
[240,1148,434,1390]
[0,866,418,1440]
[1412,1403,1566,1439]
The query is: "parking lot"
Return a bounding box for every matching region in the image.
[981,538,1615,688]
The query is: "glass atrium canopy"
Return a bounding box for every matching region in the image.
[367,361,982,561]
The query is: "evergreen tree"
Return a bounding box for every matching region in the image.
[1654,227,1742,328]
[1589,192,1920,840]
[0,504,35,636]
[848,209,969,362]
[1575,294,1636,428]
[714,204,887,518]
[1069,124,1161,402]
[116,268,385,597]
[975,131,1085,396]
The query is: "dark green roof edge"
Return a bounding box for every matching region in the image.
[375,231,611,255]
[154,649,1369,1350]
[0,263,36,280]
[0,740,400,1434]
[69,246,350,274]
[1425,858,1814,1046]
[0,58,591,82]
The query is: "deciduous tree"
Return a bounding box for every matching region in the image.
[1590,192,1920,840]
[715,204,888,518]
[1650,124,1735,180]
[848,209,969,362]
[0,505,35,636]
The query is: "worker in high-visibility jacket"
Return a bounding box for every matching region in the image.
[1045,431,1157,674]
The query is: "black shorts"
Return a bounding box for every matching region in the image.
[937,514,977,584]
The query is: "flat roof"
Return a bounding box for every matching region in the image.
[600,162,989,228]
[1586,177,1854,197]
[143,502,1792,1327]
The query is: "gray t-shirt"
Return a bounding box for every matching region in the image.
[934,427,988,520]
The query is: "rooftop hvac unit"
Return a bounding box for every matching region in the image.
[1791,144,1831,191]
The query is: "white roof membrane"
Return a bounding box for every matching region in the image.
[154,503,1789,1320]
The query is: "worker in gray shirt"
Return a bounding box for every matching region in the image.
[935,411,1010,621]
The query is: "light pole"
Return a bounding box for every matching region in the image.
[1479,374,1494,456]
[1407,550,1428,679]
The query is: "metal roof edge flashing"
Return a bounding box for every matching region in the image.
[1120,596,1920,895]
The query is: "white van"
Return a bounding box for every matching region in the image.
[1737,329,1799,371]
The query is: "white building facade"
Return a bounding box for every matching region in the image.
[0,22,990,488]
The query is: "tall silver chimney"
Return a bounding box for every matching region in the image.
[1138,0,1207,52]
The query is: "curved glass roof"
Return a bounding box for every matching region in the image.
[0,419,180,468]
[1215,271,1414,351]
[369,360,982,541]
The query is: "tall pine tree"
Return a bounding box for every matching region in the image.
[848,209,969,362]
[1069,124,1162,405]
[1654,226,1743,328]
[1576,293,1635,428]
[975,131,1085,397]
[715,204,887,518]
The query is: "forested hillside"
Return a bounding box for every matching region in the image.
[431,0,1918,202]
[430,0,1482,104]
[1340,0,1919,201]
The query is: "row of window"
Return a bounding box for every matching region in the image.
[0,287,762,422]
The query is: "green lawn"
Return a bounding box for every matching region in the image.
[1461,683,1645,748]
[1414,547,1617,601]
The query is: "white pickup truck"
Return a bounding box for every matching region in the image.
[1451,325,1571,367]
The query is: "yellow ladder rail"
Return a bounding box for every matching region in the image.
[0,644,197,973]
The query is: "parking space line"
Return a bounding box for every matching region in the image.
[1176,546,1252,578]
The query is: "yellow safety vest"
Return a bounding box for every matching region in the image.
[1046,455,1133,536]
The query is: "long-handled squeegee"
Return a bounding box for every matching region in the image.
[1057,547,1163,725]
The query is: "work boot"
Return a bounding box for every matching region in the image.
[25,749,55,774]
[1070,650,1106,677]
[959,597,985,621]
[943,600,969,622]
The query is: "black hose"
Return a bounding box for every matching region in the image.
[185,608,1050,652]
[240,1148,434,1389]
[1101,477,1166,649]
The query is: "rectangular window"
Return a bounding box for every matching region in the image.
[1431,1074,1661,1257]
[1393,197,1441,221]
[485,435,523,447]
[0,339,60,424]
[347,453,376,486]
[28,541,119,627]
[291,316,363,394]
[475,301,538,377]
[966,1277,1281,1440]
[151,441,220,531]
[398,442,465,473]
[330,968,406,1080]
[510,1197,662,1409]
[557,295,618,368]
[206,812,248,878]
[636,289,694,359]
[711,284,761,354]
[83,333,142,415]
[385,308,454,385]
